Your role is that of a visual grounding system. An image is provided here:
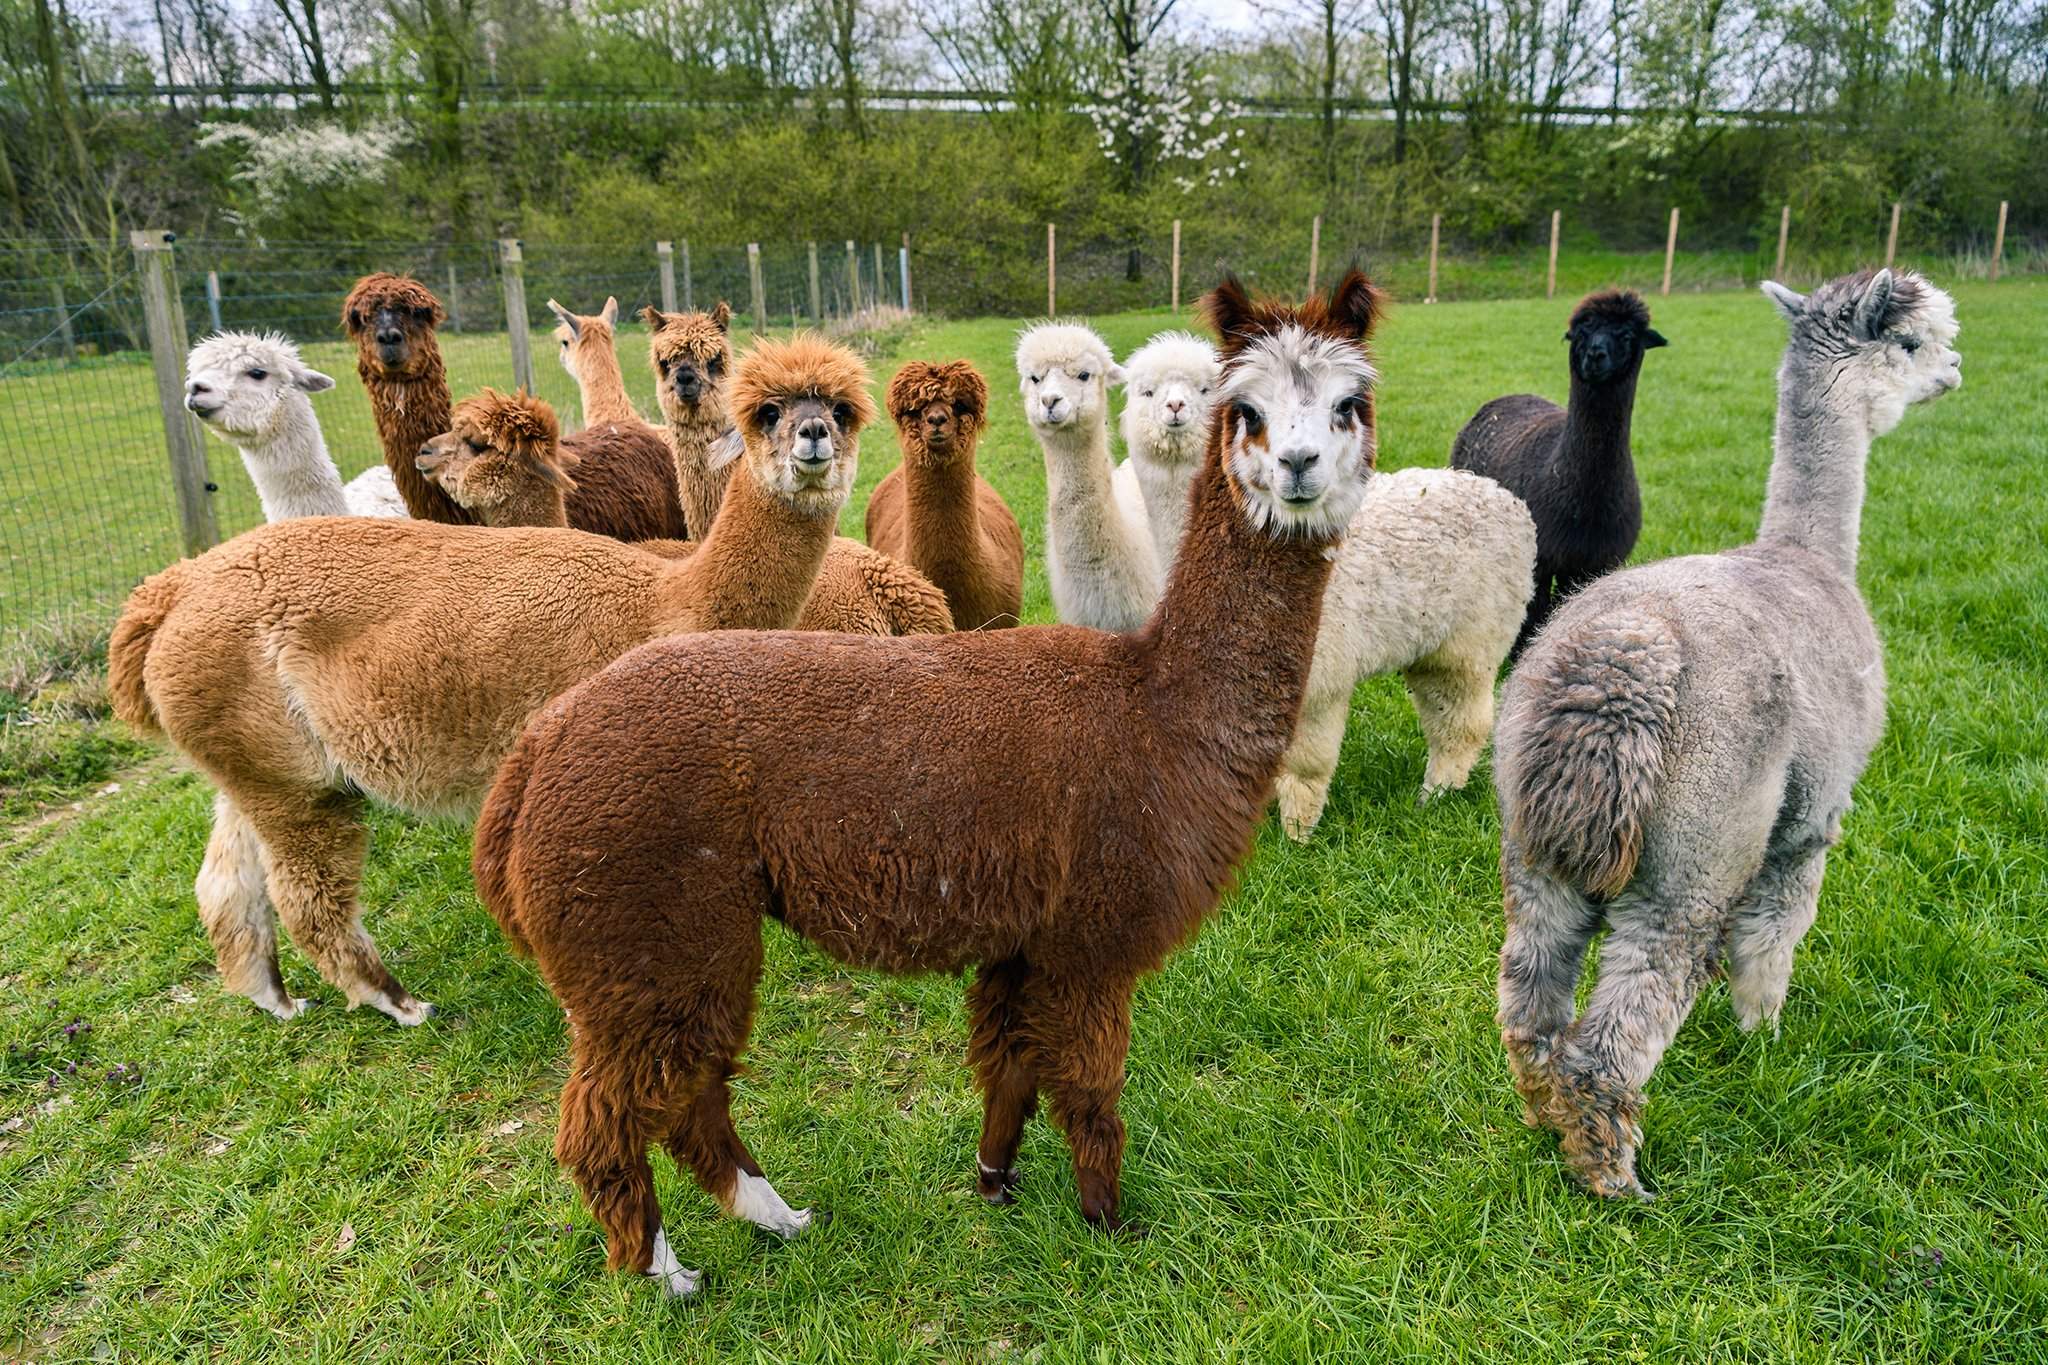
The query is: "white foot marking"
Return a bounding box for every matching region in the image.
[371,995,434,1027]
[647,1228,701,1298]
[729,1171,812,1238]
[250,984,312,1021]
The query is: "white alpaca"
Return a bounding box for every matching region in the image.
[1015,323,1160,633]
[184,332,407,521]
[1041,324,1538,836]
[1110,331,1220,568]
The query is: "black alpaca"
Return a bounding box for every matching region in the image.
[1451,289,1666,655]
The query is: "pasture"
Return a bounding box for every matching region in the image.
[2,279,2044,1361]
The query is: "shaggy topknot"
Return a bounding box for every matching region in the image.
[454,388,575,490]
[1567,288,1653,335]
[886,360,987,450]
[729,333,877,434]
[342,274,445,335]
[643,302,733,371]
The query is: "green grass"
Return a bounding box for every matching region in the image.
[2,279,2045,1361]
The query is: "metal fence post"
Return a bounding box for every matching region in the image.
[205,270,224,333]
[50,281,76,362]
[657,240,677,312]
[500,238,534,392]
[808,242,822,321]
[748,243,767,333]
[681,239,694,311]
[1170,219,1181,313]
[446,262,464,333]
[132,229,217,556]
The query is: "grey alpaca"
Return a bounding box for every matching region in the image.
[1491,269,1961,1199]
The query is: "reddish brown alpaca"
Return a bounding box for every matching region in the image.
[343,274,471,524]
[472,271,1386,1297]
[865,361,1024,630]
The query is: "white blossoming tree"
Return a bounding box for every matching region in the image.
[197,121,406,234]
[1088,43,1245,197]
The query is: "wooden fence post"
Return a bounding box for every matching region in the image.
[205,270,223,333]
[1170,218,1182,313]
[1546,210,1560,299]
[49,281,76,362]
[1047,223,1056,317]
[445,262,464,333]
[1426,213,1440,304]
[1774,205,1790,280]
[846,240,860,312]
[748,243,767,333]
[131,229,217,556]
[1990,201,2008,282]
[657,241,677,312]
[499,238,533,392]
[872,243,884,305]
[808,242,822,319]
[1307,213,1322,296]
[1662,207,1680,296]
[681,239,694,312]
[901,233,912,311]
[1885,202,1901,268]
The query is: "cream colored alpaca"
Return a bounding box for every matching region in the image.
[644,303,736,537]
[1109,331,1219,567]
[108,336,877,1024]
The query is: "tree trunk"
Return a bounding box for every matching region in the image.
[1321,0,1338,190]
[33,0,94,189]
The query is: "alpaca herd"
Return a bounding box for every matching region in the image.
[125,262,1962,1298]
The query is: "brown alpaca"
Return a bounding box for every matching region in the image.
[548,297,648,427]
[343,273,471,524]
[107,335,877,1027]
[469,271,1387,1297]
[644,302,735,538]
[539,296,688,542]
[416,388,581,526]
[423,388,952,636]
[865,360,1025,630]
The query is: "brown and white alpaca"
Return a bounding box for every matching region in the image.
[644,302,735,538]
[865,360,1025,630]
[470,271,1386,1298]
[420,388,952,637]
[106,335,878,1027]
[343,274,470,524]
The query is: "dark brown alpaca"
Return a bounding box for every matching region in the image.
[865,360,1025,630]
[343,274,471,524]
[471,271,1387,1298]
[558,424,688,542]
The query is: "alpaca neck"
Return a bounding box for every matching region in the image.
[1132,442,1201,568]
[1756,361,1872,577]
[901,437,984,575]
[571,337,641,427]
[663,406,735,539]
[1140,445,1340,796]
[477,485,568,529]
[658,456,837,631]
[1041,416,1159,615]
[237,396,350,521]
[360,344,469,524]
[1558,367,1641,498]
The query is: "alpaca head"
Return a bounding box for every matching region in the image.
[1119,331,1220,468]
[342,274,445,381]
[722,333,876,518]
[415,388,577,522]
[1564,289,1666,386]
[549,296,620,386]
[643,301,733,426]
[1015,323,1122,434]
[1763,269,1960,437]
[184,331,335,445]
[1202,268,1383,539]
[886,360,988,465]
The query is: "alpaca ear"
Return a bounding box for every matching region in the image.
[601,296,619,327]
[1326,268,1382,340]
[293,366,336,393]
[710,301,732,332]
[640,304,666,329]
[546,299,579,338]
[1760,280,1806,321]
[708,426,745,470]
[1853,269,1895,338]
[1106,360,1127,385]
[1644,329,1669,349]
[1201,275,1256,345]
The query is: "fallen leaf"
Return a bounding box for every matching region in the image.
[204,1138,232,1156]
[0,1116,23,1134]
[334,1222,356,1254]
[494,1119,525,1137]
[168,984,198,1005]
[37,1094,74,1117]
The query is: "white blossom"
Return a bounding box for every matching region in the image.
[1084,46,1244,195]
[198,121,406,221]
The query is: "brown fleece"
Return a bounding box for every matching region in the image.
[560,423,688,542]
[418,389,582,529]
[108,335,877,1026]
[342,273,472,524]
[469,273,1382,1284]
[645,302,736,538]
[866,360,1024,630]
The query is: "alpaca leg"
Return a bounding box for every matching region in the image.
[1496,849,1602,1127]
[195,792,306,1021]
[1040,974,1136,1231]
[1274,695,1349,843]
[967,957,1042,1204]
[1542,903,1724,1200]
[1404,659,1496,802]
[666,1069,814,1240]
[1725,817,1834,1036]
[243,791,431,1025]
[555,1050,690,1296]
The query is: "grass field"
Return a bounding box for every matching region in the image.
[2,278,2045,1361]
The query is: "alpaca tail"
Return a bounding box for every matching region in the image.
[472,719,547,958]
[872,560,956,636]
[1501,613,1683,899]
[106,568,184,737]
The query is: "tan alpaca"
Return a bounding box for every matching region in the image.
[866,360,1024,630]
[424,388,950,637]
[548,296,654,429]
[107,336,877,1025]
[644,302,736,538]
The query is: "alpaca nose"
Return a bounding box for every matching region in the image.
[1166,399,1186,415]
[796,417,831,451]
[1042,396,1060,416]
[375,327,404,347]
[1279,449,1320,477]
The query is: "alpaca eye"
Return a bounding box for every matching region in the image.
[1898,336,1920,354]
[1028,374,1042,385]
[1076,370,1091,383]
[1232,401,1264,435]
[1336,394,1367,423]
[1199,385,1210,394]
[658,359,670,373]
[834,403,853,426]
[757,403,780,430]
[247,368,267,381]
[706,357,723,374]
[1142,389,1154,398]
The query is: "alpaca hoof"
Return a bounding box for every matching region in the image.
[647,1228,701,1298]
[977,1162,1021,1205]
[374,995,434,1027]
[1280,818,1316,844]
[255,992,314,1022]
[1578,1167,1655,1203]
[1084,1208,1145,1239]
